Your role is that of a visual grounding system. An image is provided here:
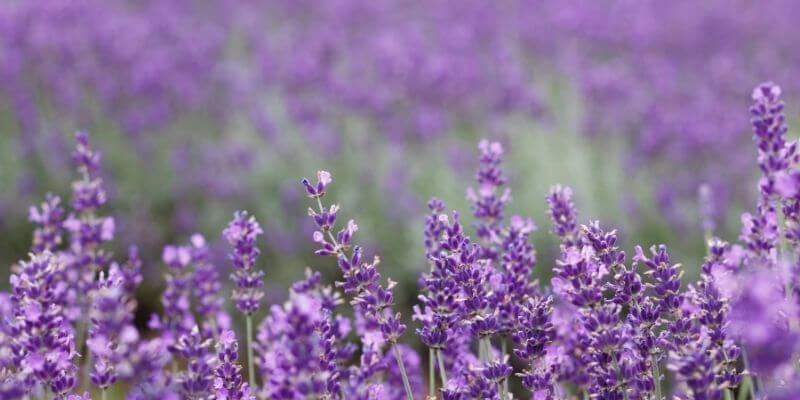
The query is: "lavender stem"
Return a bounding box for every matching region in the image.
[436,349,448,387]
[246,315,256,389]
[392,342,415,400]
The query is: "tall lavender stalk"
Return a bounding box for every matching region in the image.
[303,170,415,400]
[223,211,265,389]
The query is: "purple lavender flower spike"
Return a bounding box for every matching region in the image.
[634,244,683,315]
[467,140,510,257]
[160,243,196,343]
[546,185,580,247]
[668,342,723,400]
[170,326,216,398]
[87,268,138,390]
[214,330,254,400]
[9,252,77,397]
[191,234,227,337]
[223,211,265,316]
[28,193,64,253]
[750,82,795,201]
[302,170,415,400]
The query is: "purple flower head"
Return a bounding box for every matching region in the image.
[28,193,64,253]
[302,170,333,198]
[723,269,799,378]
[9,252,77,396]
[634,244,683,313]
[751,82,796,198]
[73,131,101,175]
[88,268,138,389]
[170,326,216,398]
[223,211,265,316]
[552,247,604,308]
[467,140,510,255]
[668,341,722,400]
[190,234,226,336]
[546,185,579,247]
[214,330,254,400]
[160,242,196,341]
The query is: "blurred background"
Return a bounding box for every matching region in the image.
[1,0,799,334]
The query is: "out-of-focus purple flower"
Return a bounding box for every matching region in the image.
[87,267,138,390]
[750,82,796,201]
[28,194,64,253]
[467,140,510,257]
[190,234,227,337]
[546,185,580,247]
[160,243,195,343]
[723,270,799,378]
[223,211,265,316]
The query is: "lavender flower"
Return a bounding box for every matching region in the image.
[303,170,414,400]
[170,326,216,398]
[190,234,227,337]
[214,330,254,400]
[223,211,265,316]
[546,185,580,247]
[28,194,64,253]
[9,252,77,397]
[160,243,195,343]
[87,268,138,390]
[467,140,510,257]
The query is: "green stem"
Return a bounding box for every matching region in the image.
[102,389,108,400]
[246,315,256,389]
[436,349,448,387]
[583,390,590,400]
[392,342,415,400]
[501,339,509,395]
[651,355,662,400]
[724,389,733,400]
[429,348,435,398]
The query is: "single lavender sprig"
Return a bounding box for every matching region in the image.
[160,244,196,345]
[223,211,264,390]
[9,252,78,397]
[213,330,254,400]
[546,185,580,248]
[190,234,227,338]
[170,326,216,398]
[750,82,795,202]
[29,193,64,253]
[302,170,415,400]
[467,140,510,259]
[223,212,265,317]
[87,266,140,396]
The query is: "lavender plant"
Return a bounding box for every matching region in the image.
[5,81,800,400]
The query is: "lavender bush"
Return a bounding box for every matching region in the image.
[1,82,800,399]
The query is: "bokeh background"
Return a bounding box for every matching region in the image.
[1,0,799,343]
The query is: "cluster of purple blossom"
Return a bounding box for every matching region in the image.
[3,81,800,400]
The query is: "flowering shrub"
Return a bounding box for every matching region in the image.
[3,82,800,399]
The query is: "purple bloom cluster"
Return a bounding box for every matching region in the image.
[223,211,265,316]
[9,82,800,400]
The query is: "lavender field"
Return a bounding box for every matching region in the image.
[2,1,800,399]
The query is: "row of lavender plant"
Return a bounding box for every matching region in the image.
[7,0,800,236]
[3,81,800,399]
